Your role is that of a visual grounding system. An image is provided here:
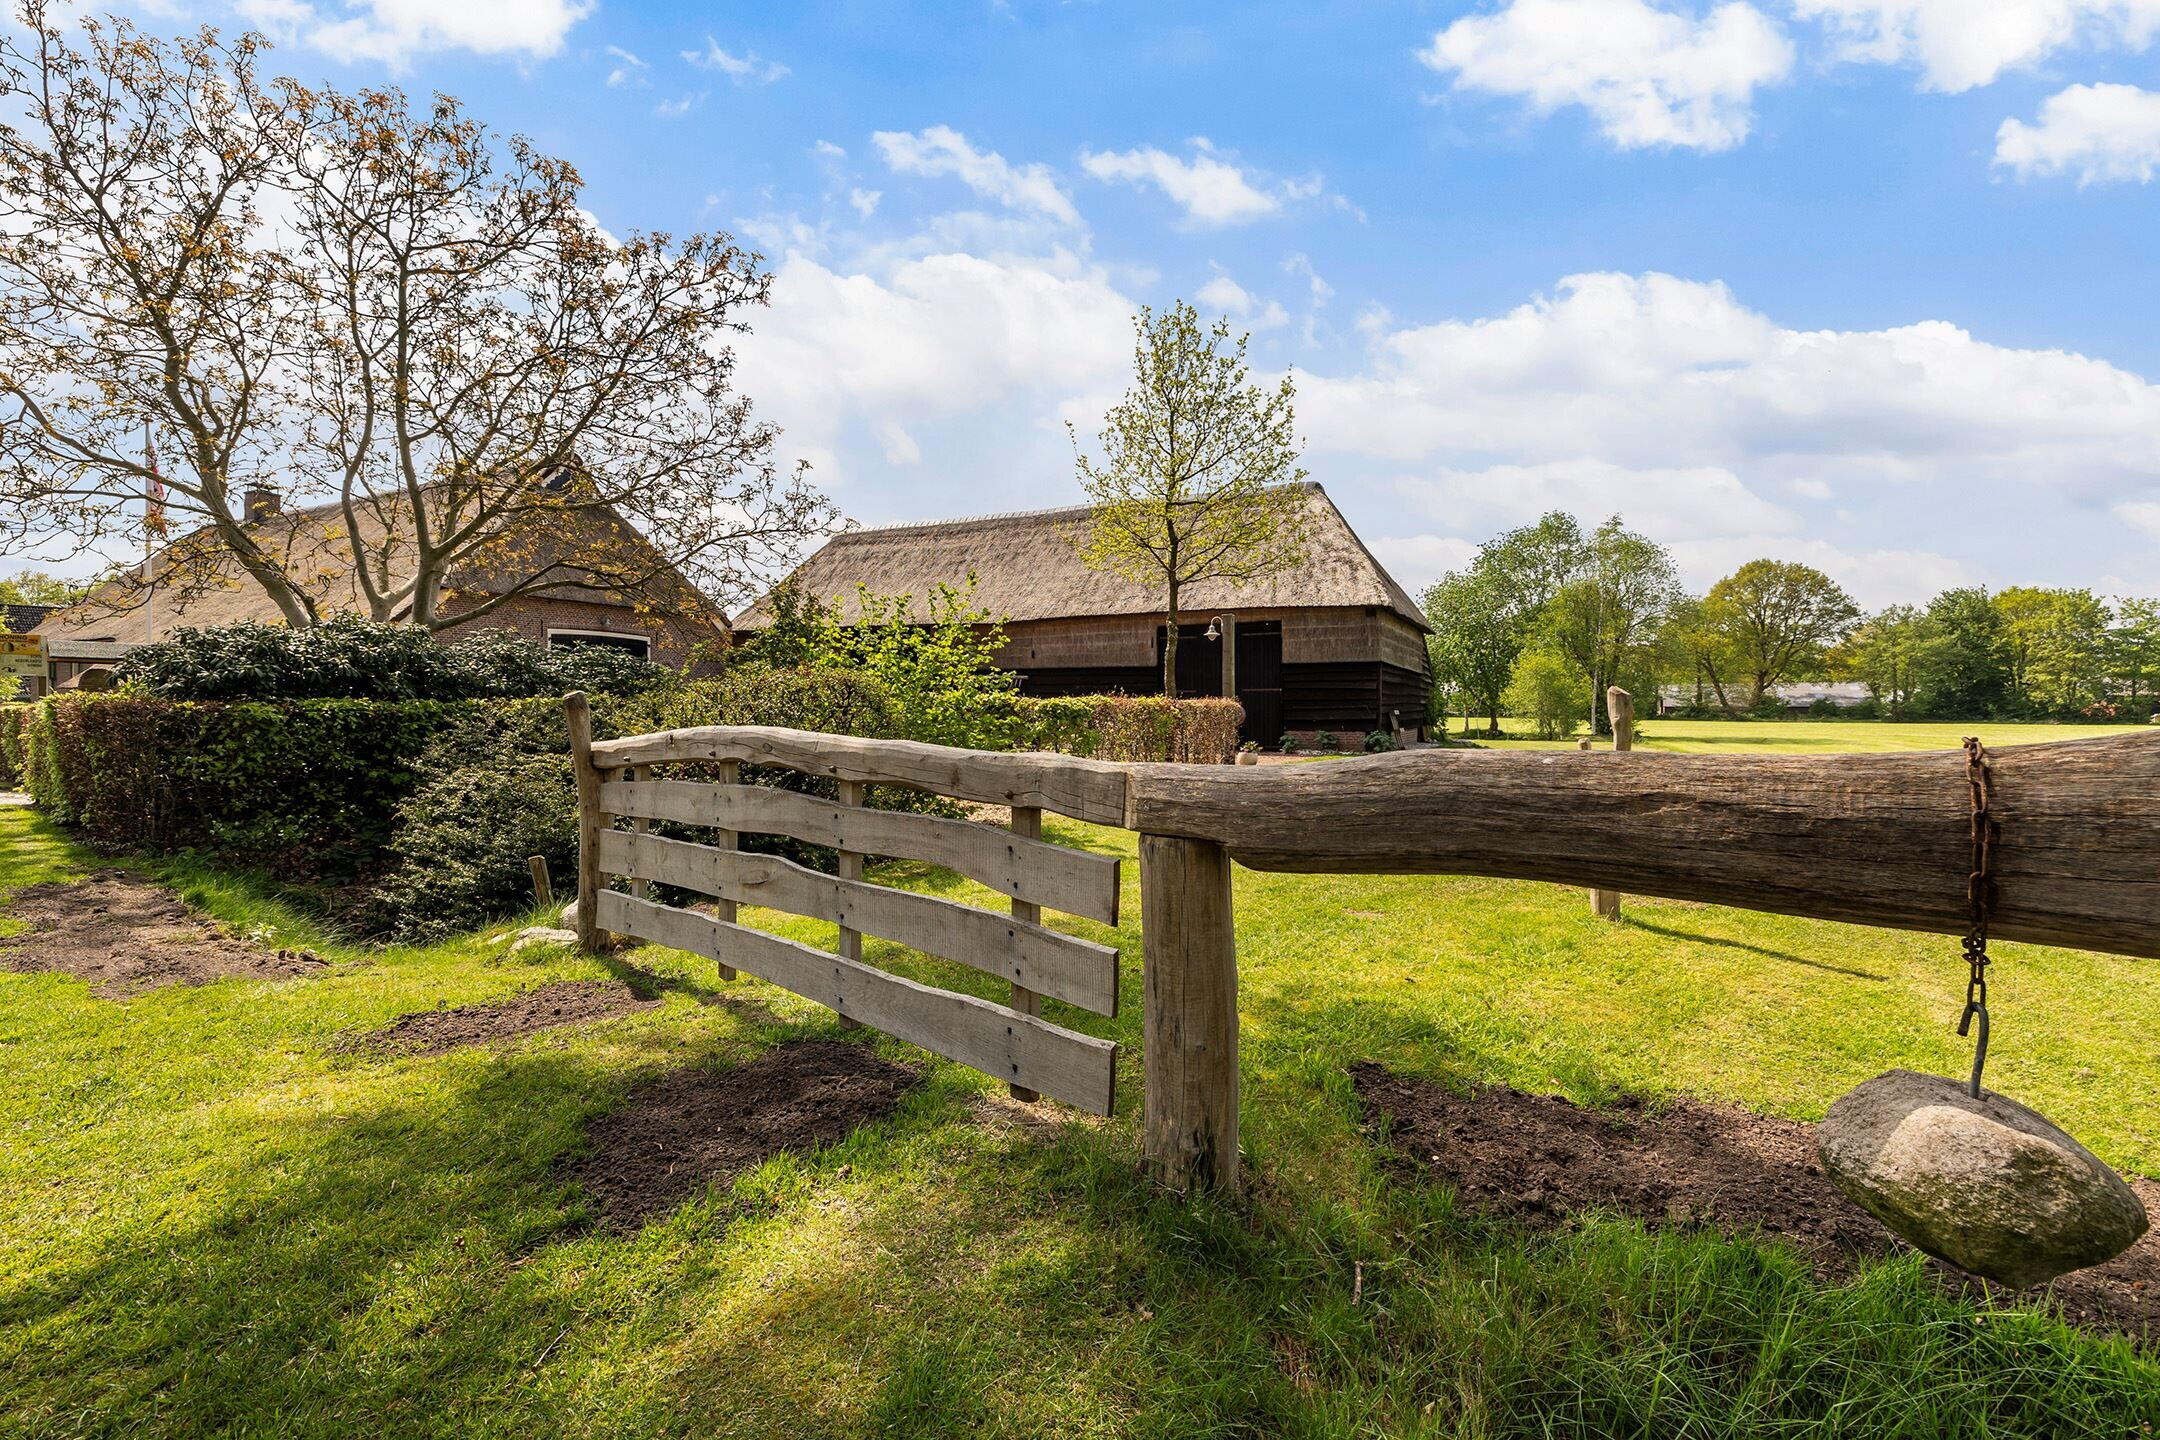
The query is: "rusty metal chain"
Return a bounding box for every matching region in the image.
[1956,736,1998,1099]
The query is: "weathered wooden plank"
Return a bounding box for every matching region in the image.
[1126,731,2160,960]
[1590,686,1633,921]
[595,778,1121,924]
[712,759,741,981]
[596,890,1117,1114]
[1008,805,1044,1103]
[588,725,1131,826]
[1140,834,1239,1194]
[595,829,1120,1015]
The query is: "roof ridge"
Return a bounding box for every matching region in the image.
[841,480,1326,538]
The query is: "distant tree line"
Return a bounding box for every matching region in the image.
[1423,513,2160,734]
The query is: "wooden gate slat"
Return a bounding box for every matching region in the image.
[596,829,1120,1016]
[595,890,1117,1115]
[597,779,1121,925]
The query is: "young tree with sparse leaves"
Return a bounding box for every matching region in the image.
[1072,301,1307,698]
[0,5,832,632]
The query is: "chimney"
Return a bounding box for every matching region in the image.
[243,487,281,523]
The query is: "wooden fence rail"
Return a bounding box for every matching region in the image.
[567,697,2160,1198]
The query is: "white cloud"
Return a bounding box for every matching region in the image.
[1793,0,2160,92]
[732,248,1134,496]
[849,188,882,219]
[2120,500,2160,539]
[1283,252,1332,306]
[1420,0,1793,152]
[1297,272,2160,602]
[603,45,646,87]
[683,36,790,84]
[872,127,1081,226]
[1996,83,2160,183]
[1078,139,1317,226]
[236,0,591,67]
[1196,272,1289,329]
[654,93,704,119]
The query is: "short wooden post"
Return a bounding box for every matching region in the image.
[834,778,866,1025]
[711,759,740,981]
[1140,833,1239,1195]
[1008,805,1044,1102]
[1590,687,1634,920]
[564,692,610,951]
[528,855,553,909]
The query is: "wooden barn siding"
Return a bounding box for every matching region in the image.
[1282,661,1431,734]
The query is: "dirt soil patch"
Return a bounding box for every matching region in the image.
[0,868,325,999]
[1351,1062,2160,1341]
[340,979,662,1058]
[562,1040,922,1233]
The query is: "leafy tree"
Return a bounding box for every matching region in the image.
[1503,645,1588,740]
[0,569,86,608]
[2107,597,2160,715]
[1839,604,1930,719]
[1422,567,1523,737]
[0,6,832,631]
[1539,518,1681,735]
[1071,301,1306,697]
[1702,560,1858,705]
[1660,594,1743,714]
[1993,586,2110,715]
[1913,588,2011,718]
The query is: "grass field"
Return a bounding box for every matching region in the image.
[1442,717,2139,753]
[4,723,2159,1437]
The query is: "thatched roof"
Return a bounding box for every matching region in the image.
[736,483,1427,632]
[34,491,724,645]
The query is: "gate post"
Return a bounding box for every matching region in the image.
[564,691,608,951]
[1140,833,1239,1195]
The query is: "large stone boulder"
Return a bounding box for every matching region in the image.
[1819,1069,2146,1288]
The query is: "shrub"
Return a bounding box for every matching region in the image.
[1013,694,1243,763]
[1316,731,1340,752]
[115,618,672,701]
[364,755,578,942]
[1277,732,1299,753]
[1363,730,1398,753]
[0,704,27,787]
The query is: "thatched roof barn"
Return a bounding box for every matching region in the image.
[737,483,1432,745]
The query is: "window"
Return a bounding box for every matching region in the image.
[546,629,651,660]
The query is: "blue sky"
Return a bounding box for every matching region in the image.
[102,1,2160,605]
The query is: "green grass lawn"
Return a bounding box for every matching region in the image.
[1443,717,2140,753]
[4,723,2160,1437]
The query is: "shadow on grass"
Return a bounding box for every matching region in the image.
[1619,916,1888,981]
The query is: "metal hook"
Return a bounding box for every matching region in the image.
[1958,999,1989,1099]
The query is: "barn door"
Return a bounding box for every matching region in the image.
[1234,622,1283,747]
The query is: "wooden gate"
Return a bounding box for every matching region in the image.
[566,695,1129,1114]
[567,694,2160,1198]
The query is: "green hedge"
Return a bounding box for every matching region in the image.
[1013,694,1244,763]
[0,704,28,789]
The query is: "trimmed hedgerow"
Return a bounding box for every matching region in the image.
[21,693,460,874]
[1013,694,1244,764]
[114,617,675,702]
[0,704,28,788]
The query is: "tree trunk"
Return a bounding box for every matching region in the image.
[1161,578,1181,699]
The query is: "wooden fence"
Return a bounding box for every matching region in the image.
[568,694,2160,1196]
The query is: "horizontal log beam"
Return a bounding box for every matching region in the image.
[588,725,1130,826]
[597,778,1121,925]
[596,829,1120,1016]
[596,890,1117,1114]
[1126,732,2160,960]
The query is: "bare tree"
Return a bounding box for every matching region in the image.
[0,6,313,623]
[1072,301,1306,697]
[0,6,832,631]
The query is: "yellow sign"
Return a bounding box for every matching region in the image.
[0,634,45,695]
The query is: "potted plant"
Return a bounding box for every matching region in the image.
[1236,740,1262,766]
